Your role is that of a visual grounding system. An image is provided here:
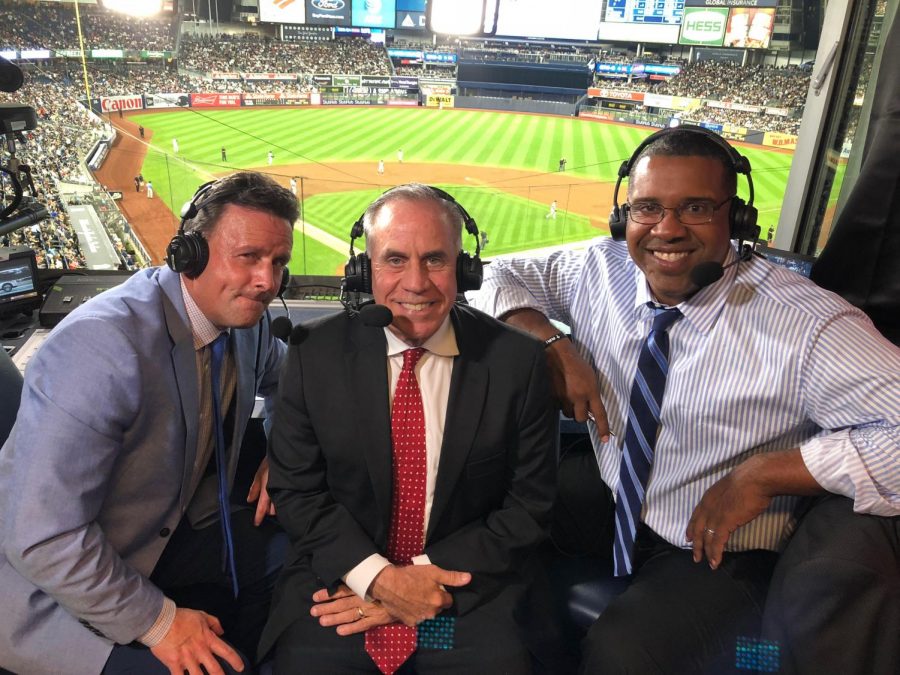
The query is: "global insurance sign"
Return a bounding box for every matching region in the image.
[679,7,730,46]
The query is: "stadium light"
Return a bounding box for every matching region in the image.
[101,0,163,17]
[427,0,498,37]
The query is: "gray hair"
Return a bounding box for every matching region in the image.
[362,183,463,250]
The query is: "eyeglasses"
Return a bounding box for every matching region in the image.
[626,196,734,225]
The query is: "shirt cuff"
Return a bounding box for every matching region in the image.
[137,597,176,647]
[411,554,431,566]
[344,553,391,600]
[801,429,900,517]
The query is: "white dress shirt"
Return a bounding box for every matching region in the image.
[344,316,458,599]
[468,238,900,554]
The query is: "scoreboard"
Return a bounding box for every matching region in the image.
[605,0,685,25]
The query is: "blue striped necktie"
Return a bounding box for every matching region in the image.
[613,305,683,577]
[210,332,239,597]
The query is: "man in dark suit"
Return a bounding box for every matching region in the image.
[261,184,557,673]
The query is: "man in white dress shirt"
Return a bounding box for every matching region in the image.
[469,126,900,673]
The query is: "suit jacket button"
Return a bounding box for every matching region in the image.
[159,527,171,537]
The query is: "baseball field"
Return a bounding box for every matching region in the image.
[115,106,799,276]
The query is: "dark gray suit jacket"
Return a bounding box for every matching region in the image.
[260,303,557,656]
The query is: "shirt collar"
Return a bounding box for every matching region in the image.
[633,245,740,335]
[180,275,229,350]
[383,315,459,358]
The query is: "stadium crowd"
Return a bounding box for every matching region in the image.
[651,61,809,108]
[2,74,108,270]
[179,33,391,76]
[0,0,174,51]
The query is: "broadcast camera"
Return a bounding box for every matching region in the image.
[1,55,46,317]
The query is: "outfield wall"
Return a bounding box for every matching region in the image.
[453,96,576,116]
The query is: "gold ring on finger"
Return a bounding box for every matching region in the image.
[705,528,716,536]
[357,606,366,619]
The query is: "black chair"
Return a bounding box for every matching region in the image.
[0,348,22,446]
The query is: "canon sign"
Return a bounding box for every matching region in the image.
[682,11,727,42]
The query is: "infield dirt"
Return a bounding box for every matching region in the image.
[98,115,613,266]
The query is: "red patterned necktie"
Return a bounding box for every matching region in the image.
[365,347,428,674]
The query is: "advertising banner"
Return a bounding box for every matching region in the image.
[387,98,418,106]
[321,98,376,105]
[211,72,241,80]
[312,74,333,85]
[679,7,729,46]
[424,52,456,64]
[140,50,169,58]
[762,131,798,150]
[242,72,298,81]
[55,49,84,57]
[707,100,763,113]
[426,94,454,108]
[332,74,361,86]
[589,87,646,102]
[361,75,392,86]
[260,0,306,24]
[387,48,423,59]
[305,0,351,26]
[351,0,395,28]
[190,93,242,107]
[391,76,418,89]
[242,94,283,106]
[91,49,124,58]
[143,93,190,108]
[396,10,425,29]
[20,49,51,59]
[643,93,701,111]
[283,93,312,105]
[100,95,143,112]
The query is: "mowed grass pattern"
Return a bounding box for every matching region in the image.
[134,107,796,275]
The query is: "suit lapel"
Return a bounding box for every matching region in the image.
[345,319,393,542]
[159,269,201,509]
[428,308,488,541]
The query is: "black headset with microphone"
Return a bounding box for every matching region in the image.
[342,185,483,316]
[607,125,760,244]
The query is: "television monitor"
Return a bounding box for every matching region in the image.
[724,7,775,49]
[0,246,41,317]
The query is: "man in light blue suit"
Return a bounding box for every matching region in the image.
[0,172,297,675]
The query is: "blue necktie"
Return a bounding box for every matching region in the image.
[210,333,239,597]
[613,305,683,577]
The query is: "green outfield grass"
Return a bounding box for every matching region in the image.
[133,107,799,275]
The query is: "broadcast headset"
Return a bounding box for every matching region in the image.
[608,125,759,244]
[342,184,483,299]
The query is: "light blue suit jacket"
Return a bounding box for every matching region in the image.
[0,266,286,675]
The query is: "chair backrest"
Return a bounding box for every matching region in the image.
[0,349,23,446]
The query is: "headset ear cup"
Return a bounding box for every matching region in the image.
[358,252,371,294]
[729,197,759,241]
[609,205,628,241]
[344,252,372,294]
[456,252,483,292]
[166,231,208,278]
